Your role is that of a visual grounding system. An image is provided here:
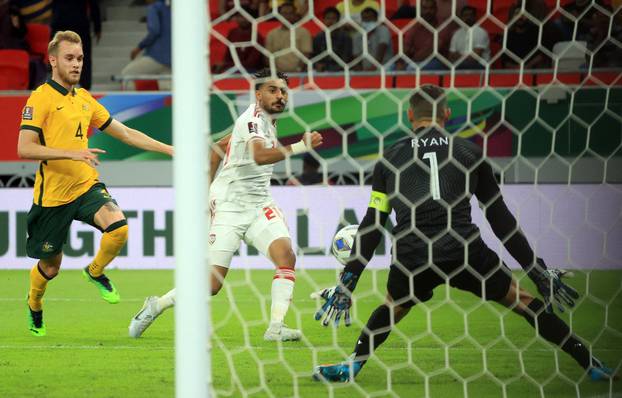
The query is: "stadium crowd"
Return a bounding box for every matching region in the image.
[0,0,621,89]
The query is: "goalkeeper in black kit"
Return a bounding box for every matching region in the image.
[312,84,616,383]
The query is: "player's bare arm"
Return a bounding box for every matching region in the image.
[102,119,173,157]
[17,129,106,167]
[209,133,231,183]
[250,131,323,165]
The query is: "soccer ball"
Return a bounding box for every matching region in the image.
[331,224,359,266]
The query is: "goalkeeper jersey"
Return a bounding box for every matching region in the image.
[210,103,278,210]
[346,126,538,275]
[370,126,536,265]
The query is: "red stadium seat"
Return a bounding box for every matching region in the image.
[302,19,322,37]
[134,80,159,91]
[0,50,30,90]
[26,23,51,63]
[257,20,280,39]
[208,0,220,19]
[210,21,237,67]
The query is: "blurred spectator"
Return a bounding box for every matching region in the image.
[121,0,171,89]
[436,0,466,23]
[351,7,393,70]
[12,0,52,23]
[503,5,548,69]
[287,153,330,186]
[404,0,455,70]
[391,0,415,19]
[219,0,260,18]
[259,0,307,17]
[449,6,489,69]
[265,2,311,72]
[313,7,352,71]
[561,0,604,41]
[216,12,264,73]
[0,1,28,50]
[587,9,622,68]
[0,2,47,87]
[336,0,379,24]
[51,0,101,90]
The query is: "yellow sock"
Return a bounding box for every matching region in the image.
[88,223,128,277]
[28,263,50,311]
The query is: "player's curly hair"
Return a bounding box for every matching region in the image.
[254,68,289,91]
[409,84,448,121]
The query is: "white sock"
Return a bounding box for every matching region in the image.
[270,267,295,326]
[157,288,176,313]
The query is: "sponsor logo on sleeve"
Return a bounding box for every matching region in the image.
[22,106,33,120]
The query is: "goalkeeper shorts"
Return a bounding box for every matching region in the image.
[387,244,513,308]
[207,202,291,268]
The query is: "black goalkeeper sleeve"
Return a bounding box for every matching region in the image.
[474,161,546,280]
[343,208,389,277]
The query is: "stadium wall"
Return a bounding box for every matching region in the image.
[1,185,620,270]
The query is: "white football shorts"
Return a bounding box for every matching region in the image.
[207,201,291,267]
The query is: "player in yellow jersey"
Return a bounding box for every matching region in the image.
[17,31,174,336]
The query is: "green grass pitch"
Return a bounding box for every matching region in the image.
[1,269,621,398]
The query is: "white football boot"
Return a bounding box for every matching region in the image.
[263,322,302,342]
[128,296,161,338]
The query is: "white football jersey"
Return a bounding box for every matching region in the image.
[210,103,279,210]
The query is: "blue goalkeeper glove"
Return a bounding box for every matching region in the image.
[314,271,359,327]
[532,258,580,313]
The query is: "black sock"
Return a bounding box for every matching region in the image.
[523,298,595,369]
[352,304,394,363]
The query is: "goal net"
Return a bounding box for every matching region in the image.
[187,0,622,396]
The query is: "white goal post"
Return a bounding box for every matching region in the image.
[172,0,211,396]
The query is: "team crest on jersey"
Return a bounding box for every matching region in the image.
[247,122,258,135]
[82,104,89,111]
[209,233,216,244]
[22,106,33,120]
[42,242,54,253]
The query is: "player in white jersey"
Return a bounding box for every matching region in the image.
[129,69,323,341]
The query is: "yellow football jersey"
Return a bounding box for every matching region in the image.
[20,79,112,207]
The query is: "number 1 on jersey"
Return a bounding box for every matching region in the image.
[423,152,441,200]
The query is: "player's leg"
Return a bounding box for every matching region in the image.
[76,184,127,304]
[264,237,300,340]
[27,253,62,336]
[246,205,301,341]
[128,267,230,338]
[464,245,616,381]
[129,205,240,338]
[25,202,75,336]
[497,278,616,380]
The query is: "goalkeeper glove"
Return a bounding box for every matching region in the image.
[532,258,580,313]
[314,271,359,327]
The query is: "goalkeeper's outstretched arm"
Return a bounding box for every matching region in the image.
[474,160,546,279]
[343,162,391,277]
